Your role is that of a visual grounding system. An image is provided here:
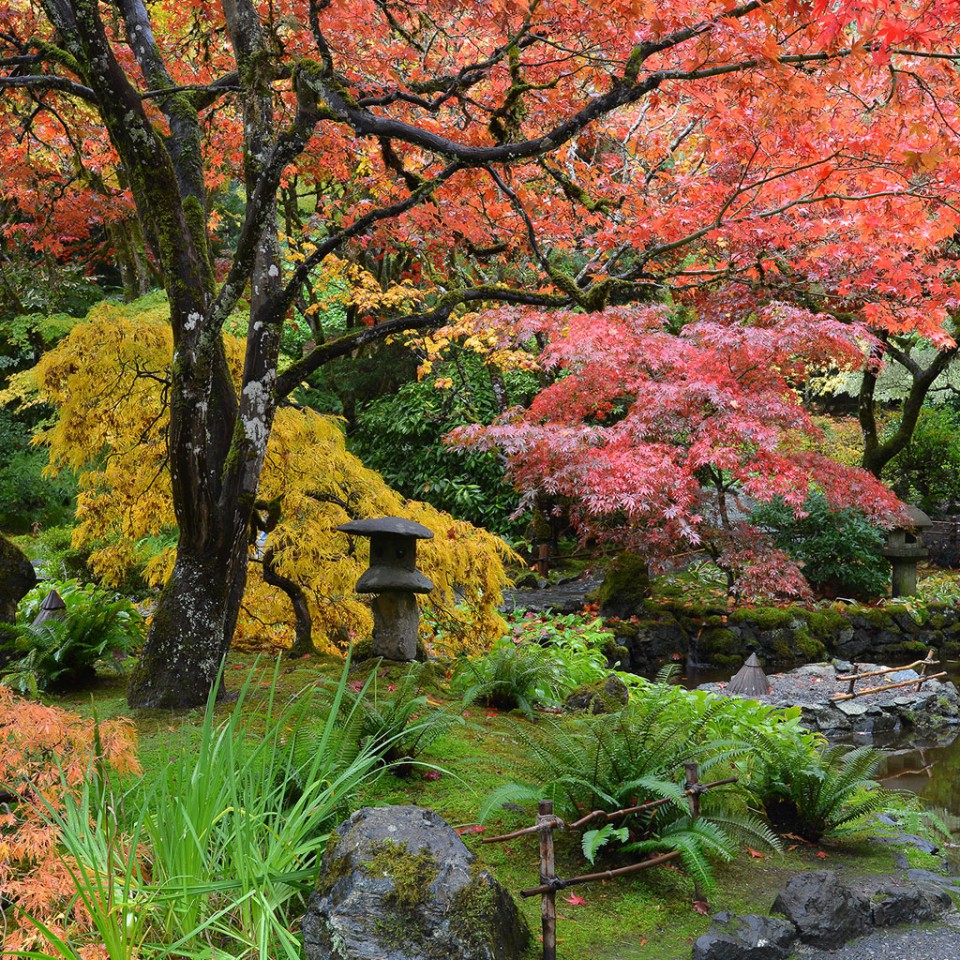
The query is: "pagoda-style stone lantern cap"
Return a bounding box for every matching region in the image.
[33,588,67,625]
[883,505,933,559]
[337,517,435,594]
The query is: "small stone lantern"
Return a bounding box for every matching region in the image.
[882,505,933,598]
[33,588,67,625]
[337,517,434,661]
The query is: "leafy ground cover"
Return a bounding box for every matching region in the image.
[10,650,952,960]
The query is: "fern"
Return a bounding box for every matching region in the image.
[0,596,144,694]
[757,744,893,842]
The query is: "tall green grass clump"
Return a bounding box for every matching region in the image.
[14,660,382,960]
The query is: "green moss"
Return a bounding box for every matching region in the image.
[729,606,794,630]
[697,627,740,666]
[591,554,651,617]
[315,853,352,897]
[449,863,530,954]
[793,626,826,661]
[364,840,438,910]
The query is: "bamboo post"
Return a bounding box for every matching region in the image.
[537,543,550,579]
[685,762,704,902]
[847,662,859,697]
[538,799,557,960]
[918,648,935,693]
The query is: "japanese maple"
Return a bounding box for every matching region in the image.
[2,0,959,703]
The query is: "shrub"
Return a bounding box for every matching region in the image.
[1,580,144,693]
[319,661,470,775]
[751,492,889,599]
[0,686,140,955]
[452,637,569,716]
[886,406,960,516]
[351,375,526,538]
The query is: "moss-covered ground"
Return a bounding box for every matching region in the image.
[50,650,954,960]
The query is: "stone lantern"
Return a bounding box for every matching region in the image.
[337,517,434,661]
[33,588,67,624]
[882,505,933,598]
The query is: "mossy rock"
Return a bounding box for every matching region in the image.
[728,606,795,630]
[591,553,651,619]
[697,627,742,666]
[563,674,630,714]
[304,805,529,960]
[0,533,37,623]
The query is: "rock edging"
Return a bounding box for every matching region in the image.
[692,870,957,960]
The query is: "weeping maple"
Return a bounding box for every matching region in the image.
[2,0,958,705]
[13,295,515,655]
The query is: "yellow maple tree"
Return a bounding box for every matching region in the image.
[12,294,515,655]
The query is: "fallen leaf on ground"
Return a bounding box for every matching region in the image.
[693,900,710,915]
[562,893,587,906]
[747,847,766,859]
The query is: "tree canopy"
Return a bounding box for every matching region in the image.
[2,0,959,705]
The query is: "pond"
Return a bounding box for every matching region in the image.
[681,662,960,821]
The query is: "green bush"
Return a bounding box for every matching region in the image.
[0,410,76,532]
[751,492,889,599]
[334,661,469,775]
[350,374,528,538]
[453,637,566,716]
[1,580,144,693]
[887,406,960,516]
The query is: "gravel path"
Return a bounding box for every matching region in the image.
[790,912,960,959]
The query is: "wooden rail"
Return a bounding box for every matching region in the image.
[483,763,736,960]
[831,648,945,702]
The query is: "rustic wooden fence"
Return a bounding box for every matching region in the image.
[482,763,736,960]
[831,648,945,702]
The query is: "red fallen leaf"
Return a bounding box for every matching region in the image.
[387,684,396,692]
[455,824,486,835]
[693,900,710,915]
[485,711,499,718]
[421,770,442,781]
[562,893,587,906]
[816,850,829,859]
[747,847,766,859]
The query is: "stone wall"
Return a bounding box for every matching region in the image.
[607,600,960,676]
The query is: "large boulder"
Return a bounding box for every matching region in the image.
[563,674,630,714]
[853,876,954,927]
[692,912,796,960]
[771,871,870,948]
[0,533,36,624]
[303,805,529,960]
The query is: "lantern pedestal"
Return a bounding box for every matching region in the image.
[371,592,420,661]
[337,516,435,662]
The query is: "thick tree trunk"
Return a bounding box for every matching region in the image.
[127,549,233,707]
